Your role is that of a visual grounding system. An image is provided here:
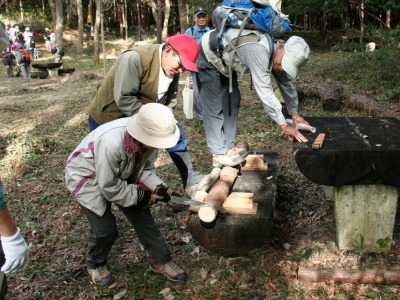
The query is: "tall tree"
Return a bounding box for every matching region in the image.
[55,0,64,47]
[359,0,365,43]
[156,0,162,42]
[48,0,57,27]
[162,0,170,39]
[94,0,101,63]
[177,0,186,33]
[76,0,84,54]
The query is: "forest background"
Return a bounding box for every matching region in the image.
[1,0,400,299]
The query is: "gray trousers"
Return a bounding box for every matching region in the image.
[20,64,30,81]
[197,49,241,155]
[81,203,171,269]
[192,72,202,122]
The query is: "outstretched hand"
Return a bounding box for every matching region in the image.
[281,123,308,142]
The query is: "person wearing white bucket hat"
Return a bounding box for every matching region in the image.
[197,28,310,168]
[88,34,221,199]
[65,103,190,286]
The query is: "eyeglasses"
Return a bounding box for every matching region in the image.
[172,51,182,68]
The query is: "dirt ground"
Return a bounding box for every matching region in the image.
[1,41,400,299]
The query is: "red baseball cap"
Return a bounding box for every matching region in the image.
[167,34,199,72]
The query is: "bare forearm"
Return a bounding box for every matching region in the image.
[0,206,17,237]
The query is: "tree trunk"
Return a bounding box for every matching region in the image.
[198,167,239,223]
[93,0,101,64]
[19,0,23,19]
[386,9,391,28]
[48,0,57,27]
[76,0,84,54]
[162,0,170,39]
[55,0,64,48]
[124,0,128,40]
[359,0,365,44]
[101,12,106,76]
[156,0,162,43]
[136,0,142,41]
[177,0,186,33]
[298,267,400,284]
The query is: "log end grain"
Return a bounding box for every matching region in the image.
[198,205,218,223]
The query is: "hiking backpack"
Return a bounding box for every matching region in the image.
[22,50,31,63]
[212,0,292,40]
[57,47,65,56]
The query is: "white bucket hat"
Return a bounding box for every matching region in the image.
[126,103,179,149]
[281,36,310,78]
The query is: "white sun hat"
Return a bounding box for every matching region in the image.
[281,36,310,78]
[127,103,179,149]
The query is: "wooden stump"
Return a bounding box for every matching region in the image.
[187,153,277,254]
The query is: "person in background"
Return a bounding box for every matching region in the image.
[197,29,311,168]
[43,27,52,51]
[184,7,211,124]
[2,52,16,77]
[23,27,32,49]
[52,44,64,65]
[7,24,17,43]
[15,45,31,82]
[65,103,190,286]
[88,34,221,198]
[49,29,55,50]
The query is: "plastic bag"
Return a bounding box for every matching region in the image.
[182,77,193,119]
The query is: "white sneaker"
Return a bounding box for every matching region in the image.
[227,147,248,158]
[185,168,221,197]
[212,152,245,168]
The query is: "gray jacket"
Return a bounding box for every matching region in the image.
[200,29,299,126]
[65,118,157,216]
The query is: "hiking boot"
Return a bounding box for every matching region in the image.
[212,148,248,168]
[87,265,115,286]
[185,167,221,197]
[150,261,188,282]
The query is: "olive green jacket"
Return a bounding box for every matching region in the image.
[89,44,179,125]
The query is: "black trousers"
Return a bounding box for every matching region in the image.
[81,203,172,269]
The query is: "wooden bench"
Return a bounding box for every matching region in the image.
[294,117,400,252]
[31,63,63,78]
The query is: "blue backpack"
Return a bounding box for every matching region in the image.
[212,0,292,39]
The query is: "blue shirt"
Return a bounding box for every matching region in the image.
[184,24,211,42]
[0,179,6,210]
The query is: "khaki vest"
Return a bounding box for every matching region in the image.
[89,45,179,125]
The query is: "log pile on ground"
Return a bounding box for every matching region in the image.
[297,82,400,119]
[198,167,239,223]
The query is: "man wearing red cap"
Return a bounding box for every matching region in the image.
[88,34,220,204]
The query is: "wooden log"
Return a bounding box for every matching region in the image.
[297,82,343,112]
[348,92,392,117]
[298,267,400,284]
[198,167,239,223]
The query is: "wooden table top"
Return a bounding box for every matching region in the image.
[293,117,400,186]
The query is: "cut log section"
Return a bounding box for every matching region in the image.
[190,192,258,215]
[198,166,239,223]
[241,154,268,171]
[187,152,277,254]
[298,267,400,284]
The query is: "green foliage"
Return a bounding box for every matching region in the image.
[375,237,392,253]
[351,235,366,256]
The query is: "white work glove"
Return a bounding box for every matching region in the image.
[1,227,29,274]
[137,171,165,192]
